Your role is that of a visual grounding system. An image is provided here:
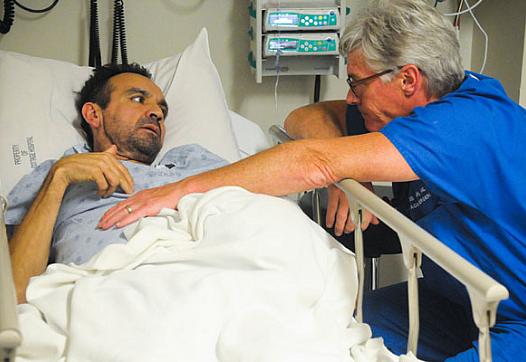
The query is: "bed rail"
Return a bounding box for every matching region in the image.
[269,125,509,362]
[0,196,21,362]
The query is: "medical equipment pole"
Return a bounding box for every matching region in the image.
[311,74,323,226]
[0,196,21,362]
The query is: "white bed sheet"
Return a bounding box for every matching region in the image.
[15,187,419,362]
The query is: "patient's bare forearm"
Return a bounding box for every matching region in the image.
[9,171,68,304]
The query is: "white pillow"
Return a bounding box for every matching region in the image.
[0,28,240,197]
[229,111,271,159]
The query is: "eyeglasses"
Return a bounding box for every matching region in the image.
[346,68,395,98]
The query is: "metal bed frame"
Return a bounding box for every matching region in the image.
[269,125,508,362]
[0,196,21,362]
[0,127,510,361]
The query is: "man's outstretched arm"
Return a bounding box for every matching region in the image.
[99,132,418,230]
[9,146,133,303]
[284,100,378,235]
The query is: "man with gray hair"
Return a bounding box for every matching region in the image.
[99,1,526,359]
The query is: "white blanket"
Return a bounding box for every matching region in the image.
[16,187,419,362]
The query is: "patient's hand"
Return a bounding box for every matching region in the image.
[52,145,134,197]
[98,181,183,229]
[326,184,378,236]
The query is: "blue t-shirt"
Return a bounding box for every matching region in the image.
[6,144,228,265]
[345,105,438,220]
[380,72,526,321]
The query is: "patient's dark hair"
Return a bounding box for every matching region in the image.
[76,63,152,149]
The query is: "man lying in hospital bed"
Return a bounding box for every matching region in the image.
[95,1,526,361]
[1,29,420,361]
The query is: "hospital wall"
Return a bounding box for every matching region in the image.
[469,0,526,105]
[0,0,524,134]
[0,0,346,134]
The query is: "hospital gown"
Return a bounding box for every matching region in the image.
[6,144,228,265]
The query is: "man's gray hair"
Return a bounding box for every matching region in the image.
[340,0,464,98]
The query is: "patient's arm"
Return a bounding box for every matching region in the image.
[99,132,417,230]
[284,100,348,139]
[9,146,133,303]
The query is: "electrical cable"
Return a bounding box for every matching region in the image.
[88,0,101,68]
[118,1,128,64]
[111,0,128,65]
[463,0,488,73]
[111,1,120,65]
[453,0,464,28]
[1,0,60,35]
[14,0,59,13]
[443,0,483,16]
[314,75,321,103]
[0,0,15,34]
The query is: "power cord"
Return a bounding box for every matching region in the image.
[1,0,59,34]
[89,0,102,68]
[0,0,14,34]
[440,0,487,73]
[14,0,59,13]
[111,0,128,65]
[444,0,483,16]
[462,0,488,73]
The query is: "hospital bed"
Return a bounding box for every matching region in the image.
[0,122,510,362]
[268,125,509,362]
[0,29,509,361]
[0,109,270,362]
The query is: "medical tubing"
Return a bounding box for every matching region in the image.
[14,0,59,14]
[273,0,281,110]
[89,0,101,68]
[464,0,488,74]
[444,0,483,16]
[453,0,464,28]
[0,0,15,34]
[273,59,281,110]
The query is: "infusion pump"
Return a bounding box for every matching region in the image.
[263,33,339,56]
[263,8,340,31]
[248,0,348,82]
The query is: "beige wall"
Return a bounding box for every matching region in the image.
[470,0,526,102]
[0,0,521,132]
[0,0,347,134]
[522,18,526,107]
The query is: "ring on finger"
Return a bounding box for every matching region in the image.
[125,205,133,214]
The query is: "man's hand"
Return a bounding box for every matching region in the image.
[9,145,134,303]
[98,181,184,229]
[52,145,134,197]
[326,184,379,236]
